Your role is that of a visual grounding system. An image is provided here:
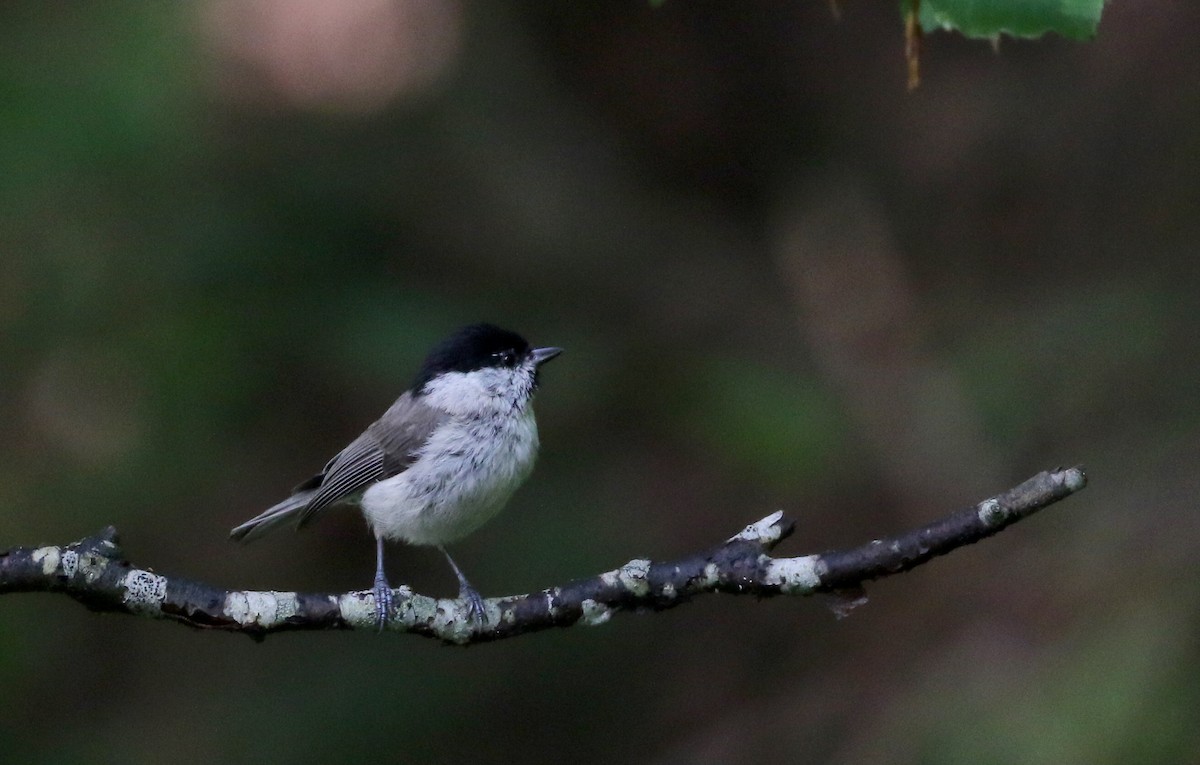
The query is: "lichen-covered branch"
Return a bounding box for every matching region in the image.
[0,467,1085,645]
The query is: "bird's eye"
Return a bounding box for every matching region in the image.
[492,350,515,365]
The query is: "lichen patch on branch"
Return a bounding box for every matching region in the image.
[762,555,824,594]
[122,570,167,615]
[224,590,299,628]
[32,546,60,576]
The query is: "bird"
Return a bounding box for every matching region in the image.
[230,323,562,629]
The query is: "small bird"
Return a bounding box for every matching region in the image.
[230,323,562,629]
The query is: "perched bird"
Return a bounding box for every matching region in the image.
[230,323,562,628]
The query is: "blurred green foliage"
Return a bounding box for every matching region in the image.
[917,0,1105,40]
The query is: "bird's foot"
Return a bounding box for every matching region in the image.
[460,584,487,628]
[373,574,393,631]
[438,545,488,629]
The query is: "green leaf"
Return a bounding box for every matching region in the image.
[917,0,1105,40]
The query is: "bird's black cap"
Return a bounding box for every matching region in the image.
[411,324,533,392]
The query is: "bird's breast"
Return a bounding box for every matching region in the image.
[361,410,540,545]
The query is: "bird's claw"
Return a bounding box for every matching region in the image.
[461,585,487,628]
[373,575,393,631]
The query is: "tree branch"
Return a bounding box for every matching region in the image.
[0,467,1085,645]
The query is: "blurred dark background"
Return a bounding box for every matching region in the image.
[2,1,1198,763]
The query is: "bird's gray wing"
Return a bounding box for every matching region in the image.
[295,393,447,528]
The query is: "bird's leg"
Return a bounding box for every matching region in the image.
[372,536,393,631]
[438,545,487,627]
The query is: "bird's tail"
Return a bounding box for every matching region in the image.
[229,491,316,543]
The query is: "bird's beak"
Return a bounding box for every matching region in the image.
[531,346,563,366]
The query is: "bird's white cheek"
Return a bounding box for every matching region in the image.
[421,366,536,416]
